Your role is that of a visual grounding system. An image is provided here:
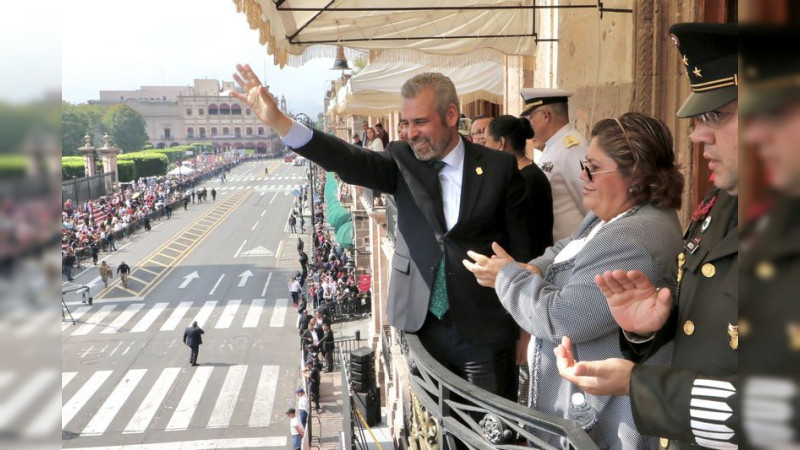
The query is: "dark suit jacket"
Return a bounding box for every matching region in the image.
[183,325,204,346]
[320,329,335,353]
[291,130,533,345]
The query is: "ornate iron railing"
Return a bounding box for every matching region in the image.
[385,194,398,245]
[403,333,599,450]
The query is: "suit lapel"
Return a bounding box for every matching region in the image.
[454,142,484,230]
[392,146,447,237]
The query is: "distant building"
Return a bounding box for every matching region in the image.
[94,79,286,154]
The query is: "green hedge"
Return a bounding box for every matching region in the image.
[150,146,192,164]
[0,155,27,178]
[62,156,89,179]
[118,151,169,178]
[117,159,136,182]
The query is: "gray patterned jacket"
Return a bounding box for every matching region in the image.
[496,203,682,450]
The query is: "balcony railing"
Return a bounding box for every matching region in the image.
[403,332,599,449]
[385,194,397,245]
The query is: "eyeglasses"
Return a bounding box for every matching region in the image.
[470,129,486,137]
[580,160,619,182]
[695,109,733,128]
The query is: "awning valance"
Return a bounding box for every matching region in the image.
[233,0,541,67]
[328,60,504,116]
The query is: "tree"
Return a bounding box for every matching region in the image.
[102,104,148,152]
[61,102,108,155]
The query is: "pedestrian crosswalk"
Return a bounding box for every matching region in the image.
[59,365,283,437]
[224,176,304,181]
[62,299,290,336]
[214,184,298,191]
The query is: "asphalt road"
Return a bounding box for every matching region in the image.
[59,160,314,450]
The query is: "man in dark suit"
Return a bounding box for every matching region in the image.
[233,64,534,400]
[319,322,335,372]
[183,320,204,366]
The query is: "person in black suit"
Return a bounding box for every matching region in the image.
[319,323,335,372]
[183,321,204,366]
[232,64,535,400]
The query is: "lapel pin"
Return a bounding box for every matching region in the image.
[475,167,483,175]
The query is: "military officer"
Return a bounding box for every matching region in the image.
[739,25,800,448]
[520,88,588,241]
[553,23,739,449]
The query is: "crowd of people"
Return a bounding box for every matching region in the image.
[61,157,248,281]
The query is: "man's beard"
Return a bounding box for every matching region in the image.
[409,133,452,161]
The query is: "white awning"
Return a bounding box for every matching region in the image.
[329,60,504,116]
[233,0,542,67]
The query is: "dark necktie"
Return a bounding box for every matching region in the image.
[427,160,448,319]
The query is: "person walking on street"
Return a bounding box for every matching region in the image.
[265,166,269,177]
[90,239,99,265]
[191,190,196,204]
[117,261,131,288]
[106,230,117,252]
[99,261,113,288]
[320,322,335,372]
[297,237,304,253]
[285,408,304,450]
[165,203,173,219]
[63,250,76,281]
[183,320,204,366]
[183,195,190,210]
[299,215,306,233]
[288,277,301,306]
[143,215,151,231]
[211,188,216,201]
[288,214,297,233]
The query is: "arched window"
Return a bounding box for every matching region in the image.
[187,127,194,138]
[231,104,242,115]
[198,108,204,116]
[258,127,264,135]
[234,127,241,137]
[185,108,192,116]
[208,104,218,115]
[246,127,253,136]
[220,104,231,115]
[211,127,218,137]
[223,127,229,136]
[199,127,206,138]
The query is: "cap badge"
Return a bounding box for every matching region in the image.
[727,323,738,351]
[475,167,483,175]
[693,67,703,78]
[682,54,688,66]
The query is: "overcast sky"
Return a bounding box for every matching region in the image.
[59,0,340,116]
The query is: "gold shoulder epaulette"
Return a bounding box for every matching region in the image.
[564,135,580,148]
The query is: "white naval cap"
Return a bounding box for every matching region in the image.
[519,88,574,116]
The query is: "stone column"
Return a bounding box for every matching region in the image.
[97,133,122,185]
[77,133,97,177]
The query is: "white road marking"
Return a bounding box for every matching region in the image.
[243,299,265,328]
[101,303,144,334]
[237,270,253,288]
[269,192,278,204]
[62,306,92,331]
[269,299,288,328]
[234,239,247,258]
[192,301,217,328]
[24,388,62,437]
[214,300,241,329]
[260,272,272,297]
[160,302,193,331]
[178,271,199,289]
[260,210,266,217]
[248,365,280,427]
[123,367,181,434]
[0,370,56,429]
[72,305,116,336]
[62,370,112,429]
[209,274,225,296]
[207,365,247,428]
[81,369,147,436]
[130,302,168,333]
[165,366,213,431]
[251,221,259,231]
[62,372,77,389]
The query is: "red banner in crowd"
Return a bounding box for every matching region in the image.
[358,275,372,293]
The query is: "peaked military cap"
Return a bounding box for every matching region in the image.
[519,88,573,117]
[740,25,800,116]
[669,22,738,118]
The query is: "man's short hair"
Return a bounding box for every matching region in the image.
[401,72,460,125]
[375,123,383,129]
[541,102,568,119]
[286,408,296,415]
[472,114,489,121]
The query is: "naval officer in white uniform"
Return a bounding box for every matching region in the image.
[520,88,588,241]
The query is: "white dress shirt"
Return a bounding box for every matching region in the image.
[281,120,464,230]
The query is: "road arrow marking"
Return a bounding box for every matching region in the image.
[238,270,253,288]
[179,271,199,289]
